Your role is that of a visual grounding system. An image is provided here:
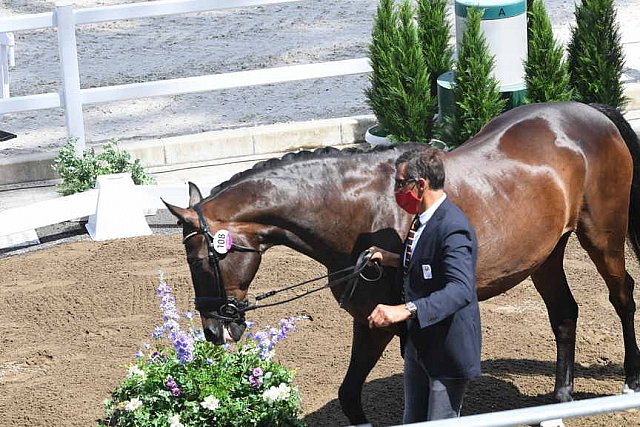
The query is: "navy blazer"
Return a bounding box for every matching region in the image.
[402,197,481,379]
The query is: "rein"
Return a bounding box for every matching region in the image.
[243,249,382,312]
[184,205,382,322]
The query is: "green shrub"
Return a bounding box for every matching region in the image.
[525,0,574,102]
[52,139,155,196]
[440,7,506,148]
[417,0,453,99]
[365,0,400,139]
[567,0,627,108]
[100,275,305,427]
[365,0,436,143]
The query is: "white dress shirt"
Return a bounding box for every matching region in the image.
[406,193,447,262]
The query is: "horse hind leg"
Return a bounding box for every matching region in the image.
[576,224,640,393]
[530,233,578,402]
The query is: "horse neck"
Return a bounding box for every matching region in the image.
[206,155,397,267]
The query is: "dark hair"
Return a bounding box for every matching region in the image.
[395,148,445,190]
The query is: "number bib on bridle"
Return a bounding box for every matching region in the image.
[212,229,233,255]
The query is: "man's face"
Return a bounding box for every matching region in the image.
[394,164,418,194]
[394,163,427,195]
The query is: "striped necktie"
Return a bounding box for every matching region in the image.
[403,215,421,273]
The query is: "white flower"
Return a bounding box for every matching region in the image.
[168,414,184,427]
[124,397,143,411]
[97,159,110,168]
[126,366,146,381]
[201,395,220,411]
[262,383,291,405]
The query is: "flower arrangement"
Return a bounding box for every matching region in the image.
[100,274,307,427]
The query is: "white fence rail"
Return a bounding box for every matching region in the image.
[0,0,372,154]
[407,392,640,427]
[0,175,188,245]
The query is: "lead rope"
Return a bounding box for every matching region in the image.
[242,250,382,312]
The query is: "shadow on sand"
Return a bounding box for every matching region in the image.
[302,357,624,427]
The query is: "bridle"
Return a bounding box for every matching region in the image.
[184,204,262,324]
[183,204,383,325]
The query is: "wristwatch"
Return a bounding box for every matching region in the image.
[405,301,417,318]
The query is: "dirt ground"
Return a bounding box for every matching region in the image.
[0,233,639,426]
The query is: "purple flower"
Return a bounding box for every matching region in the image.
[205,358,213,365]
[247,316,308,359]
[172,331,194,364]
[154,278,195,363]
[135,350,144,359]
[248,368,263,388]
[166,376,178,389]
[152,326,164,339]
[249,375,261,388]
[166,376,182,397]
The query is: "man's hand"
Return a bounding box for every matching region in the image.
[367,303,412,328]
[367,246,401,268]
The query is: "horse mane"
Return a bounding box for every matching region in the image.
[208,143,404,197]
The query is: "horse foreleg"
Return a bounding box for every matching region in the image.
[531,234,578,402]
[339,320,394,425]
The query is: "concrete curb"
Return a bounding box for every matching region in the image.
[0,115,377,188]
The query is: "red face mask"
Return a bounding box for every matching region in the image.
[395,189,421,214]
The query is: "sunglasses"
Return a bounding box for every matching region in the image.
[394,177,417,190]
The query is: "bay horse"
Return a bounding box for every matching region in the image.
[164,102,640,424]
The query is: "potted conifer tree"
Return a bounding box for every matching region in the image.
[567,0,627,108]
[524,0,574,102]
[439,7,505,148]
[365,0,448,145]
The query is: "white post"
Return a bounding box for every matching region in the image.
[0,32,14,99]
[55,2,86,155]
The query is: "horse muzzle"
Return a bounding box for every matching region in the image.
[201,315,247,344]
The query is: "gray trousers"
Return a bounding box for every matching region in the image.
[403,337,469,423]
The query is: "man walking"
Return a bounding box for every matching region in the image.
[367,147,481,423]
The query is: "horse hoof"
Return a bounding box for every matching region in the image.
[554,389,573,403]
[622,383,638,394]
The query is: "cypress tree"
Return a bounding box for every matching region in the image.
[365,0,401,137]
[525,0,574,102]
[441,7,505,148]
[365,0,436,143]
[417,0,454,99]
[567,0,627,108]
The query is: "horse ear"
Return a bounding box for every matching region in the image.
[162,198,197,225]
[188,182,203,207]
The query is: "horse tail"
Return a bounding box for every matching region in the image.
[590,102,640,260]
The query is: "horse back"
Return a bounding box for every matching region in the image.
[444,102,633,298]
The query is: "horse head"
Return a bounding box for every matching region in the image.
[163,182,266,344]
